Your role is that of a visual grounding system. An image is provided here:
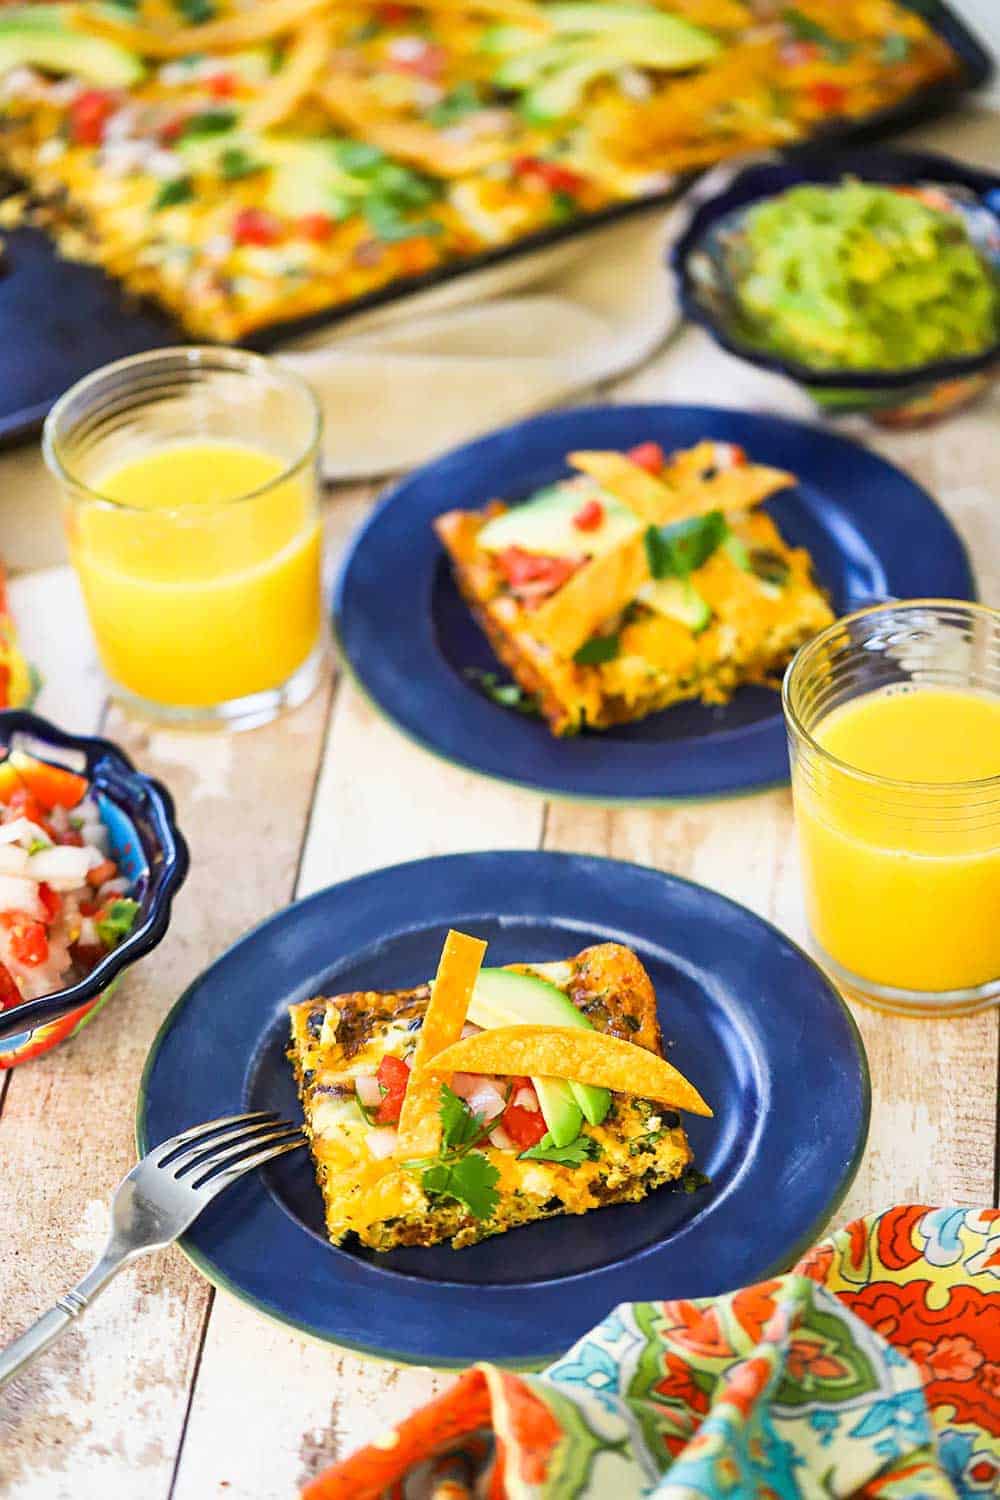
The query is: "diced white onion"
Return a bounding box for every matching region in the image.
[463,1081,506,1122]
[355,1074,383,1108]
[460,1022,483,1039]
[26,845,94,891]
[513,1087,538,1112]
[365,1127,399,1160]
[0,817,50,846]
[0,875,43,918]
[0,846,29,876]
[488,1125,514,1151]
[97,877,129,902]
[78,916,99,948]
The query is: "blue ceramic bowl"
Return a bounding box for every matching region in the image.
[0,711,189,1065]
[672,148,1000,425]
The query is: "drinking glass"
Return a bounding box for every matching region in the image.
[44,347,323,730]
[783,599,1000,1016]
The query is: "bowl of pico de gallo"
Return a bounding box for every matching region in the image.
[0,711,188,1066]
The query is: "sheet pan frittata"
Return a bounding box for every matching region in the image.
[0,0,959,340]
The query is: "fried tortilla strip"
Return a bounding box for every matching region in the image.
[527,532,649,658]
[316,78,512,176]
[72,0,334,57]
[396,929,487,1157]
[432,1024,713,1116]
[569,450,674,523]
[661,441,795,519]
[244,18,333,132]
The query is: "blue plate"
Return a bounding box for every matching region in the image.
[333,404,974,803]
[137,851,870,1369]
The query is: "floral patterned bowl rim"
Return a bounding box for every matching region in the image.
[0,710,189,1044]
[670,146,1000,392]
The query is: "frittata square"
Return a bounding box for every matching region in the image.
[289,942,694,1251]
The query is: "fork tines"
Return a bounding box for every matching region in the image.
[155,1111,305,1189]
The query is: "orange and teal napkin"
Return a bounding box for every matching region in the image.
[303,1205,1000,1500]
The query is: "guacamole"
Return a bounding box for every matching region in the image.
[731,179,999,372]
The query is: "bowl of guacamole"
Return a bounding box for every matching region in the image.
[672,149,1000,424]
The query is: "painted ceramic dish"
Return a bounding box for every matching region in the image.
[333,403,974,802]
[672,149,1000,426]
[137,850,870,1368]
[0,711,189,1066]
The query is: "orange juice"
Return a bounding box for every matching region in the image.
[794,686,1000,995]
[67,442,322,707]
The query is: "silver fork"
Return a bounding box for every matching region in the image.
[0,1110,304,1391]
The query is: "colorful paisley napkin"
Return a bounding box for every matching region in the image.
[303,1206,1000,1500]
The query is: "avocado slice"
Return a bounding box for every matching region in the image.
[477,482,642,559]
[530,1078,583,1148]
[639,577,713,633]
[470,967,612,1127]
[547,3,719,48]
[0,5,144,86]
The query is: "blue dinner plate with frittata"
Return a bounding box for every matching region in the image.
[332,403,974,802]
[137,850,870,1368]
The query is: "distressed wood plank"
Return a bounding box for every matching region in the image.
[0,555,336,1497]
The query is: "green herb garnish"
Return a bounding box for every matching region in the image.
[644,510,728,580]
[782,7,852,61]
[550,190,577,224]
[573,633,620,666]
[177,0,216,24]
[219,146,265,181]
[181,108,238,138]
[334,140,386,173]
[427,82,480,127]
[27,838,51,855]
[519,1135,600,1165]
[464,669,540,717]
[402,1084,500,1221]
[96,898,140,950]
[153,176,195,211]
[363,199,441,243]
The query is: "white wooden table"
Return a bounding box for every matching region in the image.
[1,105,998,1500]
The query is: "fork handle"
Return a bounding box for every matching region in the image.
[0,1247,128,1391]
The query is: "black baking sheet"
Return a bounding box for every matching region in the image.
[0,0,991,448]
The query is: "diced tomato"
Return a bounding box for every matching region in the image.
[807,80,847,112]
[159,114,187,144]
[7,920,48,967]
[69,89,116,147]
[512,156,584,195]
[373,1054,410,1124]
[572,498,604,532]
[780,40,821,66]
[377,2,411,21]
[87,858,118,889]
[71,941,105,973]
[496,547,577,595]
[296,212,334,243]
[207,71,237,98]
[501,1087,548,1150]
[627,441,666,474]
[37,884,61,923]
[78,898,99,918]
[387,39,446,78]
[58,828,84,847]
[0,962,20,1008]
[9,751,88,811]
[0,663,9,710]
[232,207,284,246]
[728,444,747,467]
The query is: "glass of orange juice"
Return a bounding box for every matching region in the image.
[43,347,324,730]
[783,600,1000,1017]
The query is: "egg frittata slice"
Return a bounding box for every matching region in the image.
[288,942,694,1251]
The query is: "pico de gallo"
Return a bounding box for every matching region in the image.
[0,749,139,1007]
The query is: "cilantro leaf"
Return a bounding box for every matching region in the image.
[178,0,216,24]
[464,668,540,717]
[519,1135,600,1165]
[427,82,480,127]
[438,1083,484,1151]
[781,7,852,61]
[153,176,194,211]
[421,1151,500,1219]
[96,898,140,950]
[573,633,619,666]
[644,511,728,580]
[181,109,237,138]
[219,146,265,181]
